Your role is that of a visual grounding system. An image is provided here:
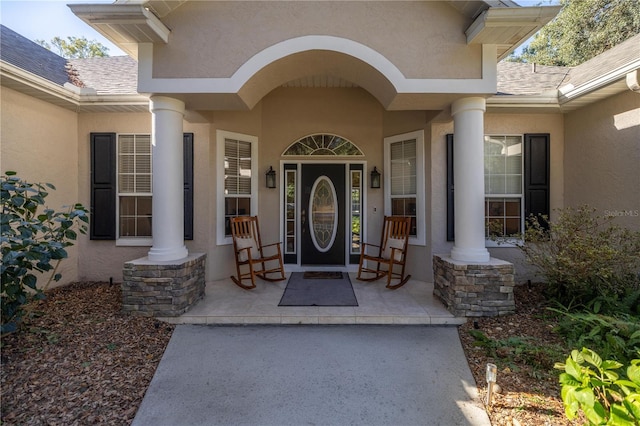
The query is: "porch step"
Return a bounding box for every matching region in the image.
[157,275,467,326]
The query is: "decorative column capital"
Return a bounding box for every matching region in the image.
[149,96,185,115]
[451,97,486,116]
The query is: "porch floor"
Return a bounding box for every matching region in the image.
[158,272,466,325]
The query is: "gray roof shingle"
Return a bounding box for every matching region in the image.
[497,62,570,95]
[0,24,70,86]
[69,56,138,94]
[562,33,640,89]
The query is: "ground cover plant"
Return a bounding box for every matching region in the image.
[464,206,640,425]
[555,348,640,425]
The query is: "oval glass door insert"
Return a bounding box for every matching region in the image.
[309,176,338,253]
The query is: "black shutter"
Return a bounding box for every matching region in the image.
[90,133,117,240]
[446,134,455,241]
[524,134,550,229]
[183,133,194,240]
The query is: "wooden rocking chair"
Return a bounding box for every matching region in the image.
[356,216,412,289]
[230,216,286,290]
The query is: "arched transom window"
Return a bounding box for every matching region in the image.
[283,134,364,156]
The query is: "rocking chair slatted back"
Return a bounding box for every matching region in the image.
[357,215,412,289]
[230,216,286,290]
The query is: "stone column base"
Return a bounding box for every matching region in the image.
[433,254,515,317]
[122,253,206,317]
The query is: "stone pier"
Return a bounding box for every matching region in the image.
[122,253,206,317]
[433,255,515,317]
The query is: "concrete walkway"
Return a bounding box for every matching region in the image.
[132,325,490,426]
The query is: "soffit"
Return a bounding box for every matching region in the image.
[69,3,171,59]
[448,0,519,20]
[117,0,188,18]
[559,79,633,112]
[466,6,562,60]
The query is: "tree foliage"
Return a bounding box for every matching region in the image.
[1,172,89,334]
[36,36,109,59]
[510,0,640,66]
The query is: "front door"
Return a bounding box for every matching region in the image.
[301,164,345,265]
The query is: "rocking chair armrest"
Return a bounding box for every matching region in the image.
[260,242,282,249]
[260,241,281,250]
[360,242,381,256]
[361,242,380,250]
[388,246,405,262]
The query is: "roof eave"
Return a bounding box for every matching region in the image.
[466,6,562,61]
[487,91,561,112]
[1,60,149,112]
[558,60,640,107]
[69,3,171,59]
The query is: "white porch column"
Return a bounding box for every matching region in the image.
[450,97,491,263]
[148,96,188,262]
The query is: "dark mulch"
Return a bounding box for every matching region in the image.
[2,280,584,425]
[458,283,582,426]
[1,282,174,426]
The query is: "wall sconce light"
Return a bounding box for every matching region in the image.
[370,167,381,189]
[265,166,276,189]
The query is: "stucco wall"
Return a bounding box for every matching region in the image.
[0,87,80,287]
[430,112,565,283]
[76,112,212,282]
[564,90,640,230]
[205,88,433,281]
[155,1,481,80]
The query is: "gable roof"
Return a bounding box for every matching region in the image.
[1,23,637,114]
[0,25,70,86]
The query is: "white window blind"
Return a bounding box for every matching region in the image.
[224,138,252,195]
[384,131,425,245]
[117,134,152,239]
[390,139,417,196]
[484,135,524,238]
[484,136,522,196]
[217,130,258,245]
[118,134,152,194]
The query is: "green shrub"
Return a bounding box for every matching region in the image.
[555,347,640,425]
[550,309,640,365]
[1,171,88,334]
[521,206,640,309]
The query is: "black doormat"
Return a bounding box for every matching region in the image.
[279,272,358,306]
[303,271,344,279]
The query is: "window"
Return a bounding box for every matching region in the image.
[118,134,152,241]
[283,134,363,156]
[484,135,523,238]
[284,167,297,257]
[446,133,550,244]
[216,130,258,245]
[350,169,362,256]
[384,130,426,246]
[89,132,194,242]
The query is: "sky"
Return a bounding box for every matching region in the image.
[0,0,126,56]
